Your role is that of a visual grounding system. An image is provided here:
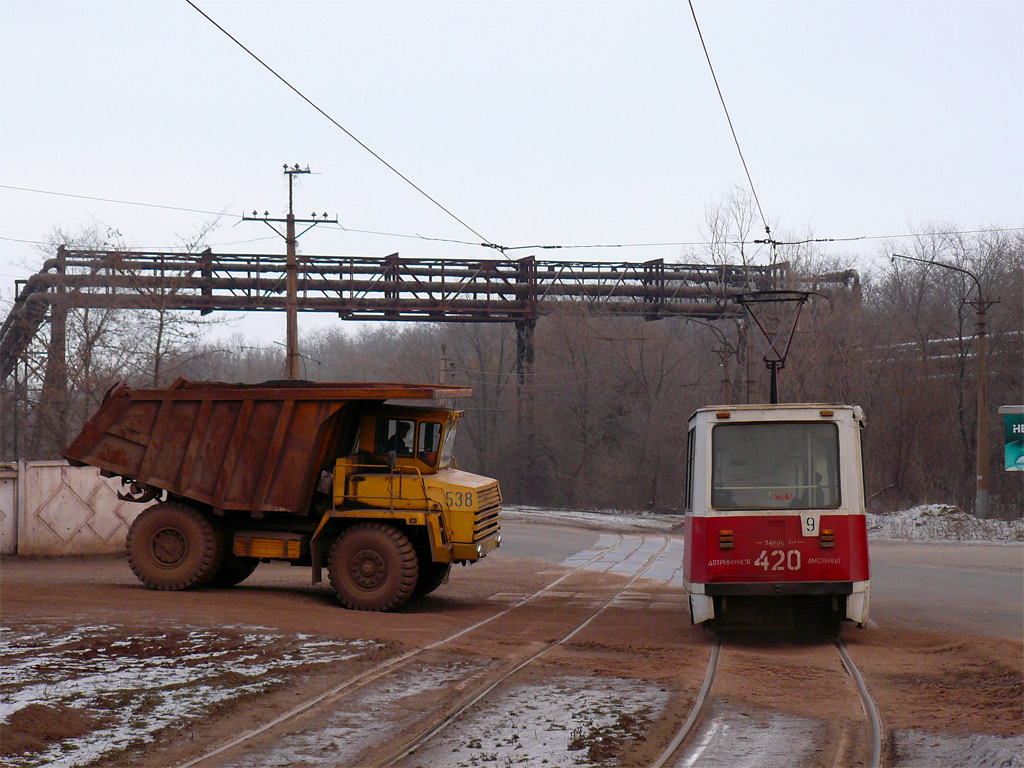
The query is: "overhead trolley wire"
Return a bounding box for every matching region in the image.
[183,0,495,250]
[688,0,772,240]
[496,241,713,251]
[3,183,1020,255]
[321,222,484,249]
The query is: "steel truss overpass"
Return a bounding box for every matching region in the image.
[0,247,860,394]
[0,248,782,370]
[0,247,863,459]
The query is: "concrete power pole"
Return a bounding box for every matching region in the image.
[244,165,337,380]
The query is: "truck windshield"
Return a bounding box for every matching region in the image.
[417,421,442,466]
[438,420,458,469]
[711,422,840,510]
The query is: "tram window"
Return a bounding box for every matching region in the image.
[685,427,695,512]
[711,422,840,510]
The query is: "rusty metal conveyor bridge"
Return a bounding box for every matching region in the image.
[0,248,813,380]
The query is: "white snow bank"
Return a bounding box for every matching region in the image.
[867,504,1024,544]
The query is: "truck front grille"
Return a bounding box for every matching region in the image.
[474,483,502,540]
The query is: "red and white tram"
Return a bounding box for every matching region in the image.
[683,404,870,634]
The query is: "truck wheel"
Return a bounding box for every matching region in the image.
[328,523,419,611]
[413,562,451,597]
[207,554,260,587]
[126,502,225,590]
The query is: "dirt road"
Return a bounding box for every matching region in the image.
[1,519,1021,767]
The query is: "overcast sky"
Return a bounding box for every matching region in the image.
[1,0,1021,340]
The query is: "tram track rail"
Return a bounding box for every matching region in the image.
[176,532,674,768]
[836,639,883,768]
[174,532,882,768]
[652,636,882,768]
[378,535,672,767]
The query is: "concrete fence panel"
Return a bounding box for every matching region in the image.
[2,461,150,556]
[0,463,16,554]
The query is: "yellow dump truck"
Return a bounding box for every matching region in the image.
[63,379,502,611]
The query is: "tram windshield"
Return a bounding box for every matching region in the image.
[711,422,840,510]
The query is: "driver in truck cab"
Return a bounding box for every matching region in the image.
[383,421,413,456]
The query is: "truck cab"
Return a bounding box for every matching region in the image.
[331,406,502,565]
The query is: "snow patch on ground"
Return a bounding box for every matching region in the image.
[677,701,825,768]
[218,659,489,767]
[405,675,670,767]
[892,728,1024,768]
[0,622,379,768]
[867,504,1024,544]
[504,505,682,533]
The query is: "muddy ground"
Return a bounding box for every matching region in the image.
[1,528,1021,767]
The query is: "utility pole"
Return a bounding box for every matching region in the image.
[892,253,996,518]
[439,344,455,386]
[689,316,735,405]
[742,320,754,404]
[971,295,993,518]
[244,165,337,380]
[713,347,731,404]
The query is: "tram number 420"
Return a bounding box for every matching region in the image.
[754,549,801,571]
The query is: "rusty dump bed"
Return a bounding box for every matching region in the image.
[63,378,472,516]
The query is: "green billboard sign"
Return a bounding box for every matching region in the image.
[1003,409,1024,472]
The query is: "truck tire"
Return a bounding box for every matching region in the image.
[328,523,419,611]
[413,562,451,597]
[126,502,225,590]
[207,554,260,587]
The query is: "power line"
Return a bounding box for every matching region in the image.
[0,233,279,250]
[759,227,1024,246]
[321,226,1023,252]
[0,184,236,219]
[688,0,771,239]
[322,223,484,249]
[184,0,494,248]
[0,184,739,250]
[2,184,1019,254]
[498,240,713,251]
[207,235,281,247]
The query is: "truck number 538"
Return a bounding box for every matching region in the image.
[445,490,473,508]
[755,549,801,571]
